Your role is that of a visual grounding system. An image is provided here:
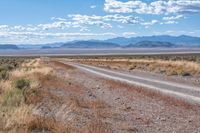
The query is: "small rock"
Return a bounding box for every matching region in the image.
[115,98,120,100]
[126,106,131,110]
[96,85,101,89]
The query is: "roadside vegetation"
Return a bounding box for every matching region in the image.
[0,58,63,132]
[0,58,111,132]
[70,54,200,78]
[127,59,200,76]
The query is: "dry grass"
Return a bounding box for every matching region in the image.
[0,105,33,131]
[10,65,53,80]
[67,96,108,111]
[81,119,112,133]
[0,58,64,132]
[0,105,68,133]
[79,58,200,76]
[27,116,68,133]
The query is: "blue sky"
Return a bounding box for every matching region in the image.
[0,0,200,44]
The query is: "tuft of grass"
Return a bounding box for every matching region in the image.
[2,88,24,107]
[0,70,9,80]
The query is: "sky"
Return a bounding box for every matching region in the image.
[0,0,200,44]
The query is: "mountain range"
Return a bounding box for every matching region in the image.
[0,44,19,49]
[0,35,200,49]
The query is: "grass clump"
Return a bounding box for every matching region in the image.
[1,78,30,107]
[2,88,24,107]
[0,70,9,80]
[179,70,191,76]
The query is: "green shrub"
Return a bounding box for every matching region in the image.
[180,71,191,76]
[0,70,9,80]
[2,89,24,107]
[13,79,30,90]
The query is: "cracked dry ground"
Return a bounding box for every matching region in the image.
[33,60,200,133]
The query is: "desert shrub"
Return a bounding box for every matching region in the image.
[179,71,191,76]
[129,64,137,70]
[177,68,191,76]
[13,79,30,90]
[0,70,9,80]
[1,64,15,71]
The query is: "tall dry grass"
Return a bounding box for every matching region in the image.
[0,58,58,132]
[81,58,200,76]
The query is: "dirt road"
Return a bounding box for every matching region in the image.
[65,62,200,104]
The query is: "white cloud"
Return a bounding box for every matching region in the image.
[51,17,66,21]
[37,21,72,30]
[0,31,116,38]
[161,20,178,24]
[68,14,113,28]
[0,31,116,43]
[0,25,9,31]
[68,14,142,28]
[123,32,136,36]
[141,20,159,28]
[90,5,96,9]
[163,15,184,21]
[104,0,200,15]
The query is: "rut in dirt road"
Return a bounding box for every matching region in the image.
[63,62,200,104]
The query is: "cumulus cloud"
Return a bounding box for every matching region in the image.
[37,21,72,30]
[0,25,9,31]
[104,0,200,15]
[69,14,142,27]
[0,31,116,43]
[68,14,113,28]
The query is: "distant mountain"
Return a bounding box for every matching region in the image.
[126,41,176,48]
[0,44,19,49]
[106,35,200,46]
[105,37,131,45]
[0,35,199,49]
[41,46,53,49]
[61,41,120,48]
